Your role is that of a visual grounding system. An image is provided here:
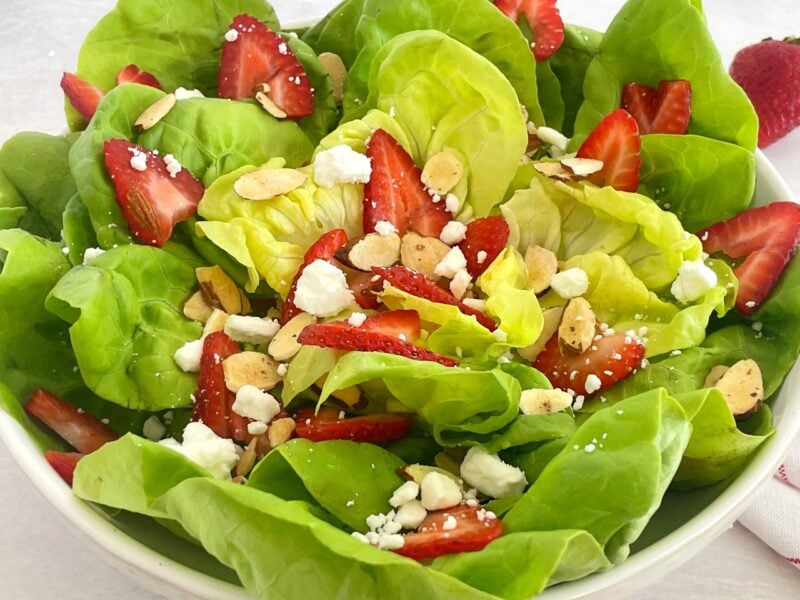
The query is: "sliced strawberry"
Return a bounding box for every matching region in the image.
[218,14,313,118]
[698,202,800,314]
[361,310,421,342]
[298,321,457,366]
[294,406,413,444]
[394,503,503,561]
[533,333,645,396]
[373,265,497,331]
[24,389,118,454]
[622,80,691,135]
[494,0,564,61]
[281,229,349,324]
[576,109,642,192]
[458,216,510,277]
[116,64,162,89]
[348,271,382,310]
[364,129,450,238]
[45,451,83,486]
[103,139,203,247]
[60,72,104,121]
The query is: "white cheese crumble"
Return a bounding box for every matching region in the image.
[449,268,472,299]
[232,385,281,423]
[439,220,467,245]
[374,220,397,236]
[224,315,280,344]
[389,481,420,508]
[142,415,166,441]
[277,42,289,55]
[445,193,461,214]
[224,29,239,42]
[247,421,268,436]
[163,154,182,178]
[313,145,372,188]
[395,499,427,529]
[419,472,462,511]
[671,259,718,304]
[173,339,204,372]
[532,126,570,156]
[347,311,368,327]
[476,250,488,264]
[442,515,457,530]
[461,297,487,311]
[584,373,602,395]
[160,422,240,480]
[174,87,205,100]
[550,267,589,299]
[82,247,105,264]
[434,246,468,279]
[459,446,528,498]
[128,147,148,171]
[294,259,355,317]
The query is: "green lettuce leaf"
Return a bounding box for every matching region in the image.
[281,345,338,404]
[302,0,367,65]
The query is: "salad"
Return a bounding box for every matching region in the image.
[2,0,800,597]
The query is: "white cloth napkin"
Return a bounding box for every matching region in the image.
[739,441,800,568]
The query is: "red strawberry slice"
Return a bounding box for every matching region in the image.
[298,320,457,366]
[193,332,247,441]
[458,216,510,277]
[60,72,104,121]
[294,406,413,444]
[103,139,203,247]
[218,14,313,119]
[576,109,642,192]
[698,201,800,314]
[493,0,564,61]
[361,310,421,342]
[373,265,497,331]
[533,333,645,396]
[281,229,349,324]
[393,503,503,561]
[24,389,118,454]
[45,451,83,486]
[364,129,450,238]
[348,271,382,310]
[622,80,692,135]
[116,64,162,89]
[730,38,800,148]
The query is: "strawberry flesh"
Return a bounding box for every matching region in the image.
[373,265,497,331]
[103,139,203,247]
[116,64,162,89]
[493,0,564,61]
[360,310,422,341]
[348,271,382,310]
[533,333,645,396]
[281,229,349,324]
[458,216,510,277]
[364,129,450,238]
[24,389,118,454]
[622,80,692,135]
[698,201,800,314]
[394,503,504,561]
[294,406,413,444]
[60,72,104,121]
[576,108,642,192]
[45,451,83,486]
[218,14,313,118]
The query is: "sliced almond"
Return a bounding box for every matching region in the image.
[316,374,361,406]
[335,232,401,271]
[399,464,464,491]
[268,417,296,448]
[400,232,450,280]
[518,306,564,361]
[268,312,316,361]
[433,452,462,478]
[235,437,259,478]
[533,161,574,181]
[703,365,730,388]
[318,52,346,103]
[203,308,229,337]
[561,156,604,177]
[231,475,248,485]
[196,265,249,314]
[222,351,281,393]
[183,290,213,323]
[713,359,764,420]
[233,168,307,200]
[519,388,573,415]
[421,152,463,195]
[558,297,596,356]
[134,93,176,130]
[524,245,558,294]
[256,89,287,119]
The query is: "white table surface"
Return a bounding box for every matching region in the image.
[1,0,800,598]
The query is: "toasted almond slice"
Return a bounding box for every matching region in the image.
[268,417,296,448]
[520,104,529,124]
[223,351,281,393]
[518,306,564,361]
[183,290,213,323]
[318,52,346,103]
[231,475,248,485]
[235,437,259,478]
[196,265,248,314]
[561,157,604,177]
[316,374,362,406]
[524,245,558,294]
[533,161,574,181]
[399,464,464,491]
[421,152,464,195]
[203,309,229,337]
[713,359,764,420]
[134,93,177,130]
[703,365,730,388]
[335,232,401,271]
[519,388,573,415]
[233,168,307,200]
[558,297,596,356]
[256,90,287,119]
[268,312,316,361]
[433,452,462,478]
[400,232,450,280]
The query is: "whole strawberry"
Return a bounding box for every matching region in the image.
[730,38,800,148]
